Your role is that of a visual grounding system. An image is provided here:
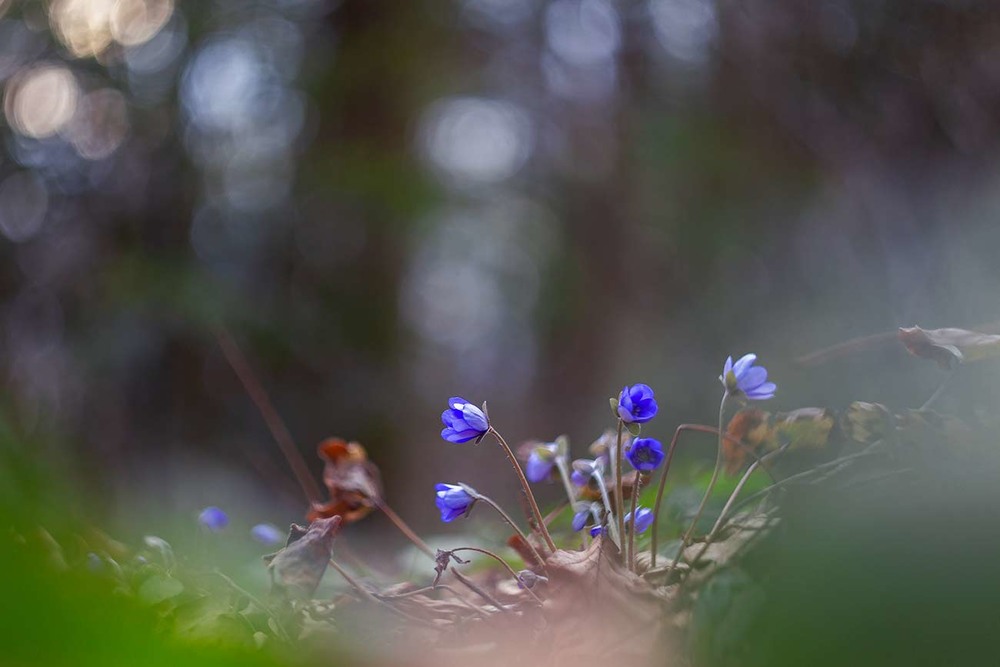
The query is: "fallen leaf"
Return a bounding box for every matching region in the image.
[898,326,1000,368]
[266,515,342,600]
[308,438,382,523]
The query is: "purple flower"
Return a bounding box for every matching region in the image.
[251,523,284,545]
[571,507,590,532]
[441,397,490,443]
[625,507,654,534]
[526,443,559,483]
[617,384,658,424]
[626,438,665,471]
[570,469,589,487]
[589,525,606,537]
[720,354,776,400]
[435,483,476,522]
[198,506,229,532]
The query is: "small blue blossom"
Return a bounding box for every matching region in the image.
[617,384,658,424]
[198,506,229,532]
[626,437,665,471]
[526,442,559,483]
[570,469,589,487]
[435,483,476,522]
[625,507,654,534]
[589,525,606,537]
[250,523,284,546]
[571,507,590,532]
[440,397,490,443]
[720,354,776,400]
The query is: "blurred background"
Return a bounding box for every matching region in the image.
[2,0,1000,546]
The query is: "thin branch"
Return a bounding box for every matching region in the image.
[214,326,322,504]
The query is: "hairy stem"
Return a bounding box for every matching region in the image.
[488,427,557,553]
[627,472,641,571]
[554,456,578,508]
[614,419,625,555]
[648,422,770,567]
[666,394,728,577]
[476,495,547,569]
[592,470,621,546]
[449,547,543,605]
[686,444,788,571]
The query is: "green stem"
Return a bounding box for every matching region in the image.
[489,428,557,553]
[667,394,728,576]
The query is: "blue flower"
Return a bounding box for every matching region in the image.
[198,506,228,532]
[526,443,559,483]
[625,507,654,534]
[617,384,658,424]
[589,525,606,537]
[441,397,490,443]
[571,507,590,532]
[720,354,776,400]
[435,483,476,522]
[626,438,665,471]
[570,469,589,487]
[250,523,284,545]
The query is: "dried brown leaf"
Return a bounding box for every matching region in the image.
[898,326,1000,368]
[266,515,342,600]
[308,438,382,523]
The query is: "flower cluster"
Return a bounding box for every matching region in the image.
[431,353,775,578]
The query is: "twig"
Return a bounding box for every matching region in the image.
[214,326,322,504]
[729,441,885,516]
[327,558,435,627]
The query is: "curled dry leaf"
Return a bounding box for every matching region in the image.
[724,408,835,474]
[898,326,1000,368]
[308,438,383,523]
[265,515,342,600]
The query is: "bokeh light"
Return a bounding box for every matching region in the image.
[419,97,533,186]
[66,88,130,160]
[3,64,79,139]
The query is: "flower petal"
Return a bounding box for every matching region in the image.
[745,382,776,400]
[738,366,767,391]
[732,353,757,378]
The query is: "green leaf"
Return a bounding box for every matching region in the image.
[626,422,642,437]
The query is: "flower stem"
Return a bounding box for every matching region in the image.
[592,470,621,546]
[488,427,557,553]
[377,499,501,604]
[476,494,547,568]
[614,419,626,555]
[627,472,641,571]
[648,423,769,567]
[554,456,578,508]
[667,394,728,577]
[448,547,544,605]
[686,443,787,572]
